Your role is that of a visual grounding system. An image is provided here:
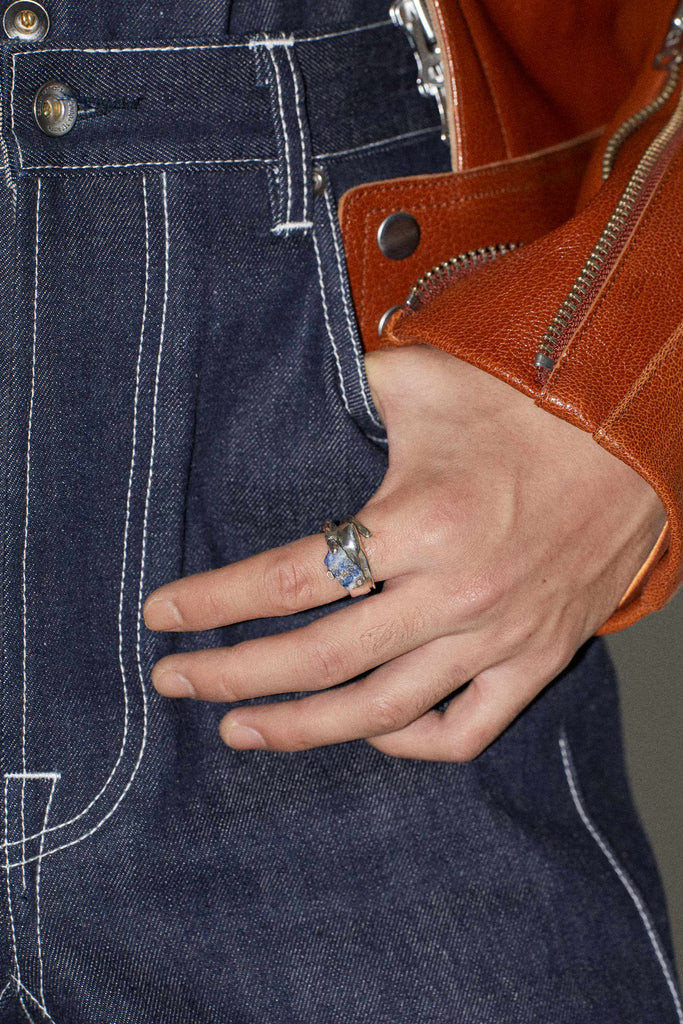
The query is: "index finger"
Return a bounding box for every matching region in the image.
[142,524,404,632]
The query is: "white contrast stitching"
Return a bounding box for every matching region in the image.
[267,48,293,226]
[5,174,164,871]
[12,21,392,56]
[248,36,295,50]
[284,45,310,224]
[2,179,154,863]
[19,994,36,1023]
[19,178,41,890]
[35,777,57,1008]
[9,54,23,172]
[0,981,11,1005]
[6,175,162,870]
[272,220,313,233]
[314,125,441,161]
[559,731,683,1021]
[4,775,61,1015]
[312,226,353,420]
[13,979,56,1024]
[20,157,273,172]
[4,778,21,985]
[4,774,60,782]
[323,187,382,429]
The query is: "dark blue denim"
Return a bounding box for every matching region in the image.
[0,3,679,1021]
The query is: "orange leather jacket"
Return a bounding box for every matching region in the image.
[340,0,683,634]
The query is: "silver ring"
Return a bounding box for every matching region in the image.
[322,515,375,592]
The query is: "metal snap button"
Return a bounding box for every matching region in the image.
[34,80,77,137]
[377,212,420,260]
[3,0,49,40]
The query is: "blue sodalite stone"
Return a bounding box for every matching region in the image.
[324,548,364,589]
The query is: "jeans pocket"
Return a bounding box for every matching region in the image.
[310,167,387,446]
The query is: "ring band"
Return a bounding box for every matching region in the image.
[322,515,375,592]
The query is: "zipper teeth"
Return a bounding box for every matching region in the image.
[536,82,683,371]
[0,94,16,199]
[601,63,681,181]
[406,242,520,310]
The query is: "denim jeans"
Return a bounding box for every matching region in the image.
[0,2,679,1021]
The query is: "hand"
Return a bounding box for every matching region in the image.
[143,345,666,760]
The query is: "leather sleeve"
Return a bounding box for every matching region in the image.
[339,4,683,633]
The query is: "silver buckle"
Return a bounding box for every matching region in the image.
[390,0,449,143]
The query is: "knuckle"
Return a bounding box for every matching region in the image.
[302,639,348,688]
[441,568,508,623]
[449,726,489,762]
[267,558,317,614]
[367,692,409,734]
[358,612,423,658]
[201,583,232,625]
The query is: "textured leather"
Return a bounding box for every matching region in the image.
[338,0,683,632]
[339,132,599,346]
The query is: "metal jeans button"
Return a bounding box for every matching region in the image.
[3,0,49,40]
[377,211,421,260]
[34,80,77,137]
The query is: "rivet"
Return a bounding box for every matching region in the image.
[377,211,421,260]
[312,164,326,196]
[3,1,49,41]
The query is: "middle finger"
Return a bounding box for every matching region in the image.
[151,578,448,702]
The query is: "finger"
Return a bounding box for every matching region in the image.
[143,507,408,633]
[218,634,484,752]
[367,654,553,762]
[151,578,448,702]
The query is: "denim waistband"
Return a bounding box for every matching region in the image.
[2,20,440,178]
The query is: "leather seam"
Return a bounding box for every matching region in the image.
[458,0,511,159]
[355,163,587,216]
[601,326,683,434]
[342,153,586,216]
[354,168,585,327]
[545,149,683,392]
[433,0,468,168]
[338,133,600,237]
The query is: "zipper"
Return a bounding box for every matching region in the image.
[600,63,681,181]
[390,0,449,144]
[535,7,683,373]
[403,243,521,312]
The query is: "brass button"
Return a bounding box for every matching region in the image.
[3,1,49,41]
[34,80,77,137]
[377,212,420,260]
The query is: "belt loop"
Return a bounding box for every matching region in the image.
[249,34,313,235]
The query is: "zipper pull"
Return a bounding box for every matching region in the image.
[390,0,449,143]
[655,1,683,68]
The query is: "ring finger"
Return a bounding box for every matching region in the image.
[219,633,486,751]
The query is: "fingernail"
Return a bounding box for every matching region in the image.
[221,720,267,750]
[153,670,196,698]
[143,595,183,631]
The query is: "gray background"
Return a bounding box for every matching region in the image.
[607,591,683,978]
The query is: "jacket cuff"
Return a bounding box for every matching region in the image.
[376,85,683,632]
